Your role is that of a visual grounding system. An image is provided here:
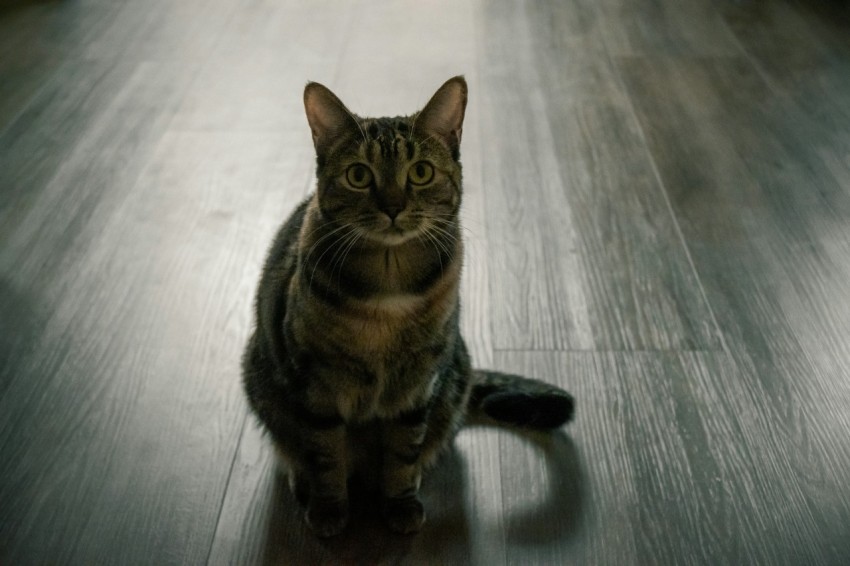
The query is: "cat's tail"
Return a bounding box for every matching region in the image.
[467,370,575,429]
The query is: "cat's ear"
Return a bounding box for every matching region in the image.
[304,82,359,153]
[415,76,468,155]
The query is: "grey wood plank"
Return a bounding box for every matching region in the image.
[0,0,120,68]
[83,0,238,62]
[169,0,357,133]
[474,0,594,352]
[0,60,138,241]
[0,131,295,564]
[1,61,198,278]
[476,0,721,351]
[457,88,496,369]
[619,54,850,565]
[618,55,850,357]
[495,350,850,565]
[720,0,850,186]
[595,0,742,56]
[1,60,198,408]
[3,0,850,564]
[721,0,850,83]
[0,61,57,135]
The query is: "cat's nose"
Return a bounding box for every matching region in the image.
[382,206,404,221]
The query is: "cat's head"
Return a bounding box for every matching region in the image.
[304,77,467,246]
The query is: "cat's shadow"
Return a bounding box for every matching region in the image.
[258,428,583,565]
[499,429,584,545]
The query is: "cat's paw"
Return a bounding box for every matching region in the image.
[382,496,426,534]
[305,497,349,538]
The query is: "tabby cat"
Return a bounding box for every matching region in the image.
[242,76,574,537]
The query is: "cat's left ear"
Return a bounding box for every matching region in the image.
[416,76,468,156]
[304,82,359,154]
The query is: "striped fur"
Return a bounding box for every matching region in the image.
[242,77,574,537]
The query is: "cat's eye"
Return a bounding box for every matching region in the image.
[408,161,434,186]
[346,164,373,189]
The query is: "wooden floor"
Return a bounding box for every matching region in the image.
[2,0,850,564]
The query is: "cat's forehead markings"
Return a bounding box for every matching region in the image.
[359,118,417,164]
[364,119,391,140]
[360,141,377,162]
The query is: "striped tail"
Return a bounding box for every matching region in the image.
[468,370,575,429]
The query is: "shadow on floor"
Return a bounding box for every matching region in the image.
[503,430,584,546]
[255,429,583,565]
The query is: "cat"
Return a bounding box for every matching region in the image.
[242,76,574,537]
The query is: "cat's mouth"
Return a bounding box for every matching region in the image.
[371,225,419,246]
[359,214,421,246]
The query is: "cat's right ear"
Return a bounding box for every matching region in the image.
[304,82,358,154]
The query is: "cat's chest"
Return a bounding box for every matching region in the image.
[359,293,427,319]
[303,297,448,421]
[310,286,452,353]
[340,294,428,347]
[337,364,437,422]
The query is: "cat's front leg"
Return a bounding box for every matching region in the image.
[380,405,429,534]
[301,421,349,537]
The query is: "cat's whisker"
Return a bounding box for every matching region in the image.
[336,231,364,290]
[409,214,466,234]
[416,230,443,275]
[326,224,361,264]
[302,215,373,266]
[301,213,372,245]
[330,229,364,290]
[427,217,478,241]
[415,132,440,146]
[326,230,358,280]
[427,211,484,231]
[422,222,459,246]
[411,212,475,229]
[422,225,455,263]
[304,222,355,263]
[408,110,421,142]
[419,229,444,277]
[308,225,358,292]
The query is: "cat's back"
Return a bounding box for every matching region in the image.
[261,199,311,284]
[252,199,310,364]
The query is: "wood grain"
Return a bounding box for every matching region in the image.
[618,43,850,566]
[476,0,721,351]
[596,0,742,56]
[0,125,304,563]
[494,350,850,565]
[2,0,850,564]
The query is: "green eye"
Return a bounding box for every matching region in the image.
[408,161,434,186]
[346,164,373,189]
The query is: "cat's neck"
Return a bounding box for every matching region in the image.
[299,200,462,299]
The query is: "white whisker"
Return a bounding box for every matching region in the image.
[423,225,455,262]
[330,229,364,290]
[420,229,444,277]
[308,226,358,291]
